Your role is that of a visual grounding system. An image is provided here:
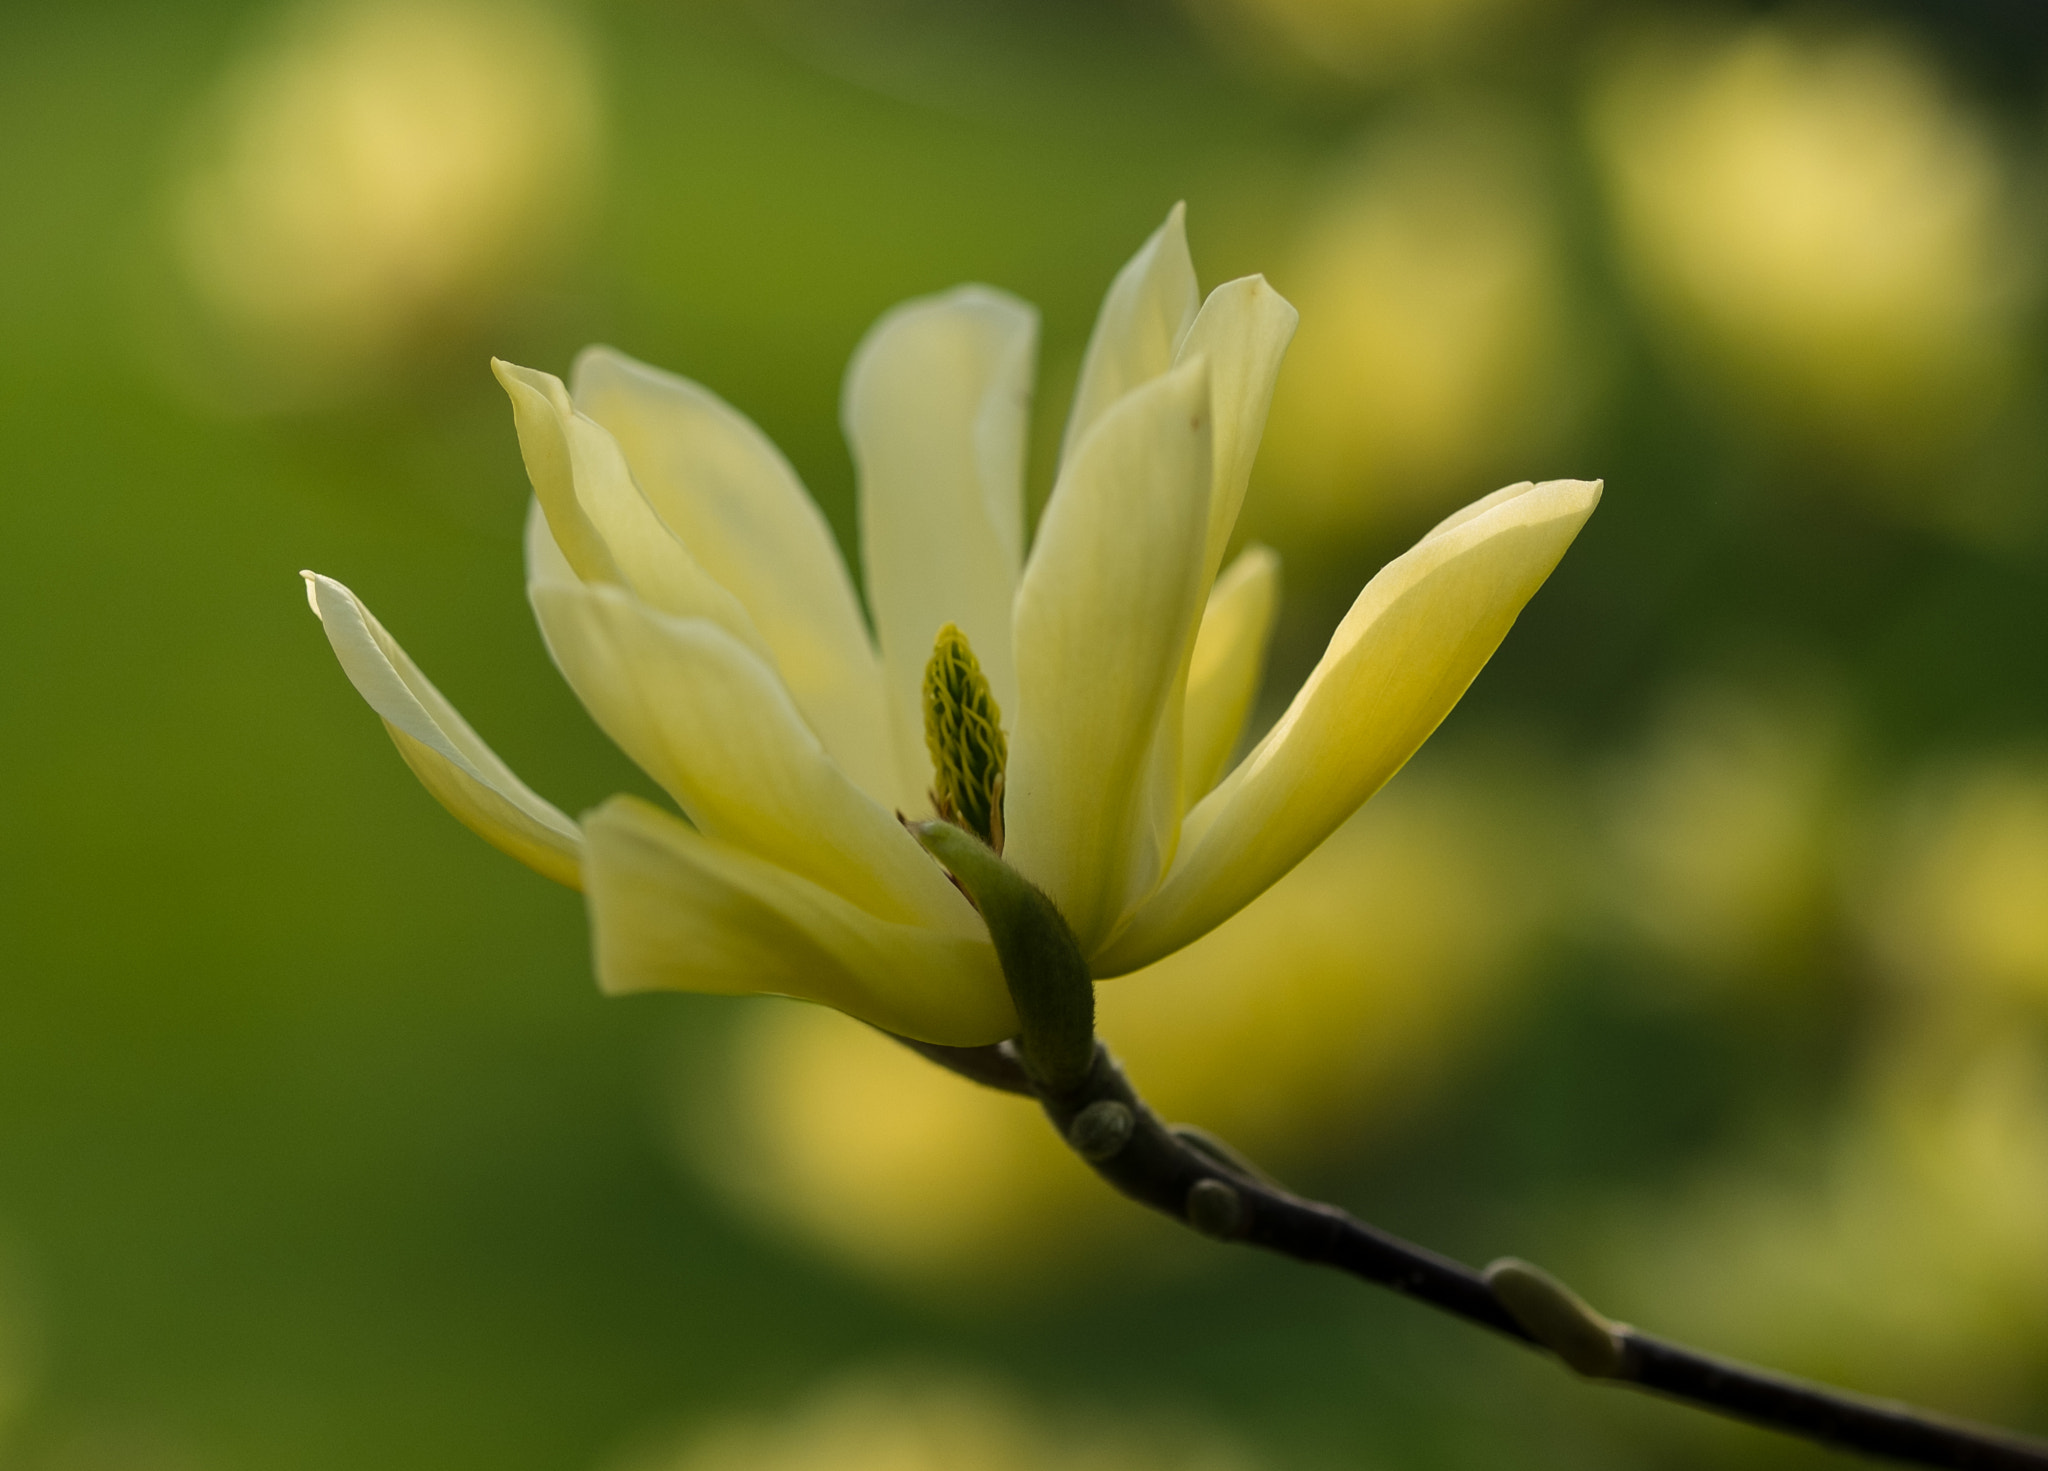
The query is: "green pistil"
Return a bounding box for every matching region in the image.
[921,622,1007,851]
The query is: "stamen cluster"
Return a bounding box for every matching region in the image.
[922,623,1008,851]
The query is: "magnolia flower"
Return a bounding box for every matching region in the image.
[304,206,1599,1045]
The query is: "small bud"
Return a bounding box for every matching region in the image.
[1068,1100,1135,1162]
[1485,1258,1629,1379]
[922,623,1007,850]
[1185,1178,1247,1239]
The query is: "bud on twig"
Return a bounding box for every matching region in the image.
[1069,1100,1136,1161]
[1485,1258,1629,1379]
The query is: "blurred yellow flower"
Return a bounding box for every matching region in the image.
[609,1368,1259,1471]
[690,765,1561,1286]
[1600,680,1848,986]
[1859,756,2048,1010]
[306,207,1596,1045]
[1590,25,2023,466]
[1607,751,2048,1415]
[1255,109,1586,542]
[174,0,601,397]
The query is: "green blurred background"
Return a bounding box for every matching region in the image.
[6,0,2048,1467]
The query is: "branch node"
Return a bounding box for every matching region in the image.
[1485,1258,1629,1380]
[1186,1178,1247,1240]
[1068,1100,1136,1162]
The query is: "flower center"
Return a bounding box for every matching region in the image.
[921,622,1007,852]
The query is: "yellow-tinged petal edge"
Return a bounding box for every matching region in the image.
[530,580,980,936]
[1181,543,1281,810]
[583,797,1017,1046]
[1095,478,1601,974]
[1005,357,1215,952]
[303,572,583,889]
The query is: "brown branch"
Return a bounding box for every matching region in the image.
[897,1035,2048,1471]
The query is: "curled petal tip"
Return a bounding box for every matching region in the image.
[1552,476,1604,511]
[489,356,546,397]
[299,569,323,617]
[1553,476,1604,523]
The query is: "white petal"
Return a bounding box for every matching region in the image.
[530,580,978,936]
[1004,358,1214,952]
[570,346,900,805]
[1173,275,1298,580]
[1060,203,1199,472]
[845,286,1037,800]
[493,358,769,658]
[583,796,1016,1046]
[1181,544,1280,810]
[303,572,582,888]
[1095,479,1602,975]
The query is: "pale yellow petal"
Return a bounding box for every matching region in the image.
[1174,275,1298,580]
[845,287,1036,800]
[1420,478,1538,543]
[530,580,977,935]
[583,797,1016,1046]
[1115,278,1294,867]
[1095,478,1602,975]
[1059,202,1199,470]
[1181,544,1281,810]
[570,346,901,805]
[523,493,577,589]
[1005,358,1214,952]
[492,358,769,658]
[303,572,582,888]
[493,360,618,585]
